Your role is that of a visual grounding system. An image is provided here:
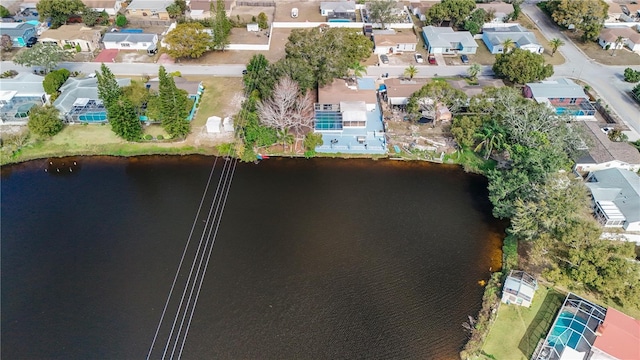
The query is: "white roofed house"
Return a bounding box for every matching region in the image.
[83,0,124,16]
[585,168,640,232]
[573,121,640,174]
[482,24,543,54]
[501,270,538,307]
[598,27,640,53]
[125,0,173,20]
[383,77,426,108]
[0,22,37,47]
[421,26,477,54]
[53,77,131,123]
[102,32,158,53]
[0,73,48,124]
[39,24,102,52]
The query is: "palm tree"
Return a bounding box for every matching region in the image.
[501,38,515,53]
[404,65,418,80]
[347,61,367,79]
[467,63,481,81]
[473,122,504,160]
[612,35,624,56]
[549,38,565,56]
[277,128,294,152]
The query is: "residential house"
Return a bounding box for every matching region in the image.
[39,24,102,52]
[102,32,158,53]
[501,270,537,308]
[598,27,640,53]
[574,121,640,174]
[83,0,124,16]
[373,31,417,54]
[126,0,173,20]
[408,1,438,22]
[188,0,235,19]
[314,78,386,154]
[482,24,543,54]
[534,293,640,360]
[382,77,426,107]
[475,2,513,23]
[53,77,131,123]
[591,308,640,360]
[146,76,203,121]
[585,168,640,232]
[421,26,477,54]
[0,73,48,124]
[0,22,36,47]
[320,0,356,22]
[523,78,596,118]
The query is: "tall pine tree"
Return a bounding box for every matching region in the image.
[158,66,190,138]
[96,63,122,109]
[210,0,232,51]
[108,96,143,141]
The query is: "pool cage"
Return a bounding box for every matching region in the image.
[532,293,607,360]
[67,98,107,123]
[0,94,45,123]
[314,104,343,131]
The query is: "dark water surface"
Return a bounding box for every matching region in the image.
[1,156,504,359]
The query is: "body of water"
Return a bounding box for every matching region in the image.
[1,156,504,359]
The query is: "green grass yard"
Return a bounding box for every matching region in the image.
[481,286,565,360]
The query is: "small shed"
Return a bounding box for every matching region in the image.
[435,103,452,122]
[247,23,259,32]
[206,116,222,133]
[222,116,234,133]
[502,270,538,307]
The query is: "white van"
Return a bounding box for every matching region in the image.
[291,8,298,18]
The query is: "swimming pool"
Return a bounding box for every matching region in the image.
[548,311,587,350]
[78,112,107,122]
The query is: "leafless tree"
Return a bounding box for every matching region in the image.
[257,76,315,150]
[1,34,12,52]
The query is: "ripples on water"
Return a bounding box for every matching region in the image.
[1,156,504,359]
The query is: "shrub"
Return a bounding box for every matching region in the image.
[75,44,81,52]
[63,44,72,50]
[623,67,640,83]
[0,70,18,78]
[156,134,164,140]
[27,105,63,137]
[116,14,127,27]
[257,12,268,29]
[170,71,181,77]
[144,134,153,140]
[43,69,71,95]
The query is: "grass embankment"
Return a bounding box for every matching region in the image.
[481,286,564,360]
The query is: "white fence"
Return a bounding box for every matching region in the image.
[225,43,270,50]
[272,21,414,29]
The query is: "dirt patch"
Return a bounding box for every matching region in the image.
[228,27,270,45]
[273,2,326,22]
[117,50,157,63]
[229,6,275,23]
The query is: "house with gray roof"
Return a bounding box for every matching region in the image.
[421,26,477,54]
[0,73,48,124]
[574,121,640,174]
[482,24,543,54]
[102,32,158,52]
[54,77,131,123]
[585,168,640,231]
[523,78,596,118]
[0,22,36,47]
[320,1,357,22]
[475,2,513,23]
[502,270,538,307]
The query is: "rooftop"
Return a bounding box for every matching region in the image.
[577,121,640,166]
[586,168,640,225]
[525,78,587,100]
[447,78,504,97]
[475,2,513,17]
[0,22,35,37]
[0,73,46,96]
[54,77,131,114]
[318,78,377,105]
[82,0,120,8]
[320,0,356,12]
[593,307,640,360]
[126,0,174,11]
[102,32,157,43]
[422,26,477,49]
[483,24,539,46]
[599,27,640,44]
[504,270,537,301]
[384,77,426,99]
[374,32,418,47]
[147,77,202,95]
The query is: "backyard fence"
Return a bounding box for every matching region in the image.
[236,1,275,6]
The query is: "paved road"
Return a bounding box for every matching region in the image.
[521,3,640,140]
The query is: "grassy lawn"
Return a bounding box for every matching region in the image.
[517,15,566,66]
[189,77,244,128]
[481,286,565,360]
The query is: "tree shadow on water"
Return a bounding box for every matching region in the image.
[518,289,565,358]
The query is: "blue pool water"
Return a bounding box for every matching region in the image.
[79,112,107,122]
[315,113,342,131]
[26,20,40,25]
[548,311,587,350]
[329,19,352,22]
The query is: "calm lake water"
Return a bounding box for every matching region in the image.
[1,156,504,359]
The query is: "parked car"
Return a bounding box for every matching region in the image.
[291,7,298,18]
[380,54,389,64]
[242,69,248,75]
[460,54,469,64]
[414,53,424,63]
[427,54,436,65]
[25,37,38,47]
